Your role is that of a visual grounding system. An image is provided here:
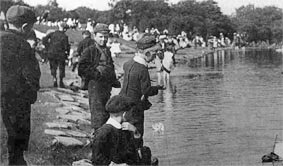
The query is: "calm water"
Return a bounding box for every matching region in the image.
[144,49,283,166]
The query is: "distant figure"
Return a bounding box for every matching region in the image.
[1,5,41,165]
[0,19,7,31]
[73,30,94,71]
[110,39,121,57]
[42,22,70,88]
[39,10,49,23]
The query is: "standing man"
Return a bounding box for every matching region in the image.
[119,35,164,148]
[1,5,41,165]
[42,22,70,88]
[72,30,94,72]
[78,23,121,131]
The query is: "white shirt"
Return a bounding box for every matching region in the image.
[133,55,147,67]
[106,117,122,129]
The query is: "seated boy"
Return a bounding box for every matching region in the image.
[92,95,140,165]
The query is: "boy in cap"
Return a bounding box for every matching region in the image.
[92,95,157,165]
[119,35,164,148]
[42,22,70,88]
[1,5,41,165]
[78,23,121,131]
[92,95,139,165]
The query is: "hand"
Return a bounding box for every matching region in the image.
[156,85,166,90]
[121,122,136,132]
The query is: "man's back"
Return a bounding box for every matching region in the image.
[92,123,138,165]
[77,37,94,56]
[1,30,28,96]
[43,30,69,58]
[1,29,41,102]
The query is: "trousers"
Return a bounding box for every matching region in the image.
[1,97,31,165]
[88,80,112,130]
[49,59,65,79]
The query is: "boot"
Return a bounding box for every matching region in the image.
[59,79,65,88]
[53,77,58,88]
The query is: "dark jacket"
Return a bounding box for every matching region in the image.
[42,30,70,60]
[77,37,94,56]
[1,29,41,103]
[78,44,117,85]
[92,124,138,165]
[119,59,159,103]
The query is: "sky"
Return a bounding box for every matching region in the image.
[23,0,283,15]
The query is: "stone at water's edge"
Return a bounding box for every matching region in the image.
[62,101,81,106]
[55,107,71,114]
[64,105,85,112]
[57,114,91,125]
[69,111,91,121]
[53,136,84,147]
[65,130,89,138]
[57,94,75,102]
[77,119,91,125]
[45,122,76,129]
[72,159,93,166]
[44,129,67,136]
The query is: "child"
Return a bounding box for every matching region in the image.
[92,95,157,165]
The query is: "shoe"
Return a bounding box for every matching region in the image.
[53,81,58,87]
[59,81,65,88]
[151,157,159,165]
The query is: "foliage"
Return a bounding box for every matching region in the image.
[1,0,282,44]
[232,5,283,43]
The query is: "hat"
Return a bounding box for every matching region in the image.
[6,5,36,25]
[93,23,110,33]
[106,95,135,113]
[59,22,68,29]
[137,35,161,51]
[82,30,91,36]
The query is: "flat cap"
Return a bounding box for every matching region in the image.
[137,35,160,50]
[59,22,68,29]
[106,95,135,113]
[6,5,36,25]
[82,30,91,36]
[93,23,110,33]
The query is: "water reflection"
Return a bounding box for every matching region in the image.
[145,49,283,166]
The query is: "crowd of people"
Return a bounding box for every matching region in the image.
[0,5,168,166]
[1,4,254,166]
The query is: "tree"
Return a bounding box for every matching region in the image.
[232,5,283,43]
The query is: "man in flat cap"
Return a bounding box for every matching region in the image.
[78,23,121,131]
[73,30,94,72]
[42,22,70,88]
[0,5,41,165]
[119,35,164,148]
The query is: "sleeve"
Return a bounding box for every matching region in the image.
[19,40,41,103]
[42,33,50,47]
[64,35,70,57]
[140,68,158,97]
[78,47,100,80]
[92,128,112,165]
[77,41,83,56]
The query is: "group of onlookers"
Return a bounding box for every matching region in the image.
[1,5,164,166]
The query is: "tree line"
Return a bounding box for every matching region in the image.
[1,0,282,44]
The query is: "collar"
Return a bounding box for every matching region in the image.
[6,29,25,38]
[133,54,148,66]
[106,117,122,129]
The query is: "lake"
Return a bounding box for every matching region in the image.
[144,49,283,166]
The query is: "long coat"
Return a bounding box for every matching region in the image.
[1,29,41,103]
